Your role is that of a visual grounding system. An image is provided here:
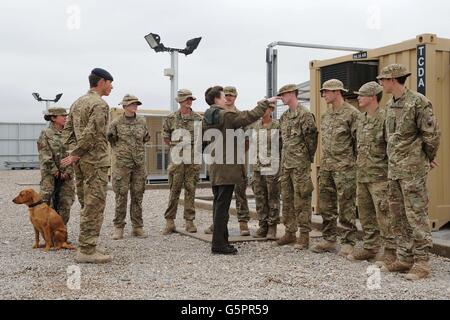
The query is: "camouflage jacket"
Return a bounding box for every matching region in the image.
[250,119,281,174]
[107,113,150,167]
[63,90,110,167]
[203,101,269,186]
[280,103,318,170]
[356,107,388,183]
[320,101,359,171]
[385,89,440,180]
[163,109,203,164]
[37,123,73,176]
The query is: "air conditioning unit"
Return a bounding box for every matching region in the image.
[320,60,379,97]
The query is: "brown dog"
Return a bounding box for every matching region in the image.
[12,188,75,252]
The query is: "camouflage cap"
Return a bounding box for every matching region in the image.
[320,79,348,92]
[120,94,142,106]
[376,63,412,80]
[354,81,383,96]
[224,86,238,96]
[277,84,298,96]
[44,107,68,121]
[175,89,196,103]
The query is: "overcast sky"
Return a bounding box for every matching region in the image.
[1,0,449,123]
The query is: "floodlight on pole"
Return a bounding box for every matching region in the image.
[144,33,166,52]
[55,93,63,103]
[32,92,42,102]
[32,92,64,112]
[181,37,202,55]
[144,33,202,112]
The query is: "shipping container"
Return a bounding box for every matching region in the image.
[309,33,450,230]
[0,122,47,169]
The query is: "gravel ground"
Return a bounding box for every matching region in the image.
[1,170,450,300]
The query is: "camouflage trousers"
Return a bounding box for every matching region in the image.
[40,174,75,225]
[112,163,146,228]
[78,162,109,254]
[357,181,396,251]
[74,162,84,209]
[319,168,357,245]
[234,175,250,222]
[280,167,313,234]
[164,163,200,221]
[389,176,432,262]
[251,170,280,227]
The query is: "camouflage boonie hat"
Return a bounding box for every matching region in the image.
[44,107,68,121]
[320,79,348,92]
[175,89,196,103]
[354,81,383,96]
[224,86,238,96]
[277,84,298,96]
[376,63,412,80]
[120,94,142,106]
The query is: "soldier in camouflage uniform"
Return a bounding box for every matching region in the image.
[204,86,252,236]
[108,94,150,240]
[277,84,318,249]
[62,67,114,264]
[312,79,359,257]
[37,107,75,226]
[378,64,440,280]
[250,102,281,240]
[162,89,203,235]
[346,82,396,264]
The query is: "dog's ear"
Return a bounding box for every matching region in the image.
[28,189,40,203]
[22,189,35,203]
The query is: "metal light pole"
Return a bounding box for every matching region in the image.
[266,41,368,118]
[144,33,201,112]
[163,51,179,112]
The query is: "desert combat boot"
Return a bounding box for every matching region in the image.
[347,248,378,261]
[75,249,112,264]
[405,260,430,281]
[239,221,250,236]
[294,232,309,250]
[185,220,197,233]
[132,226,148,238]
[311,240,337,253]
[162,219,176,235]
[276,231,296,246]
[112,227,124,240]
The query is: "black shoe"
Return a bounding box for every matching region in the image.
[211,246,238,255]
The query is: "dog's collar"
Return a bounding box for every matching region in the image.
[28,200,44,208]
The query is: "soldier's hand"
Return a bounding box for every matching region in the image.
[430,160,439,170]
[53,171,60,178]
[61,155,80,167]
[267,96,280,104]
